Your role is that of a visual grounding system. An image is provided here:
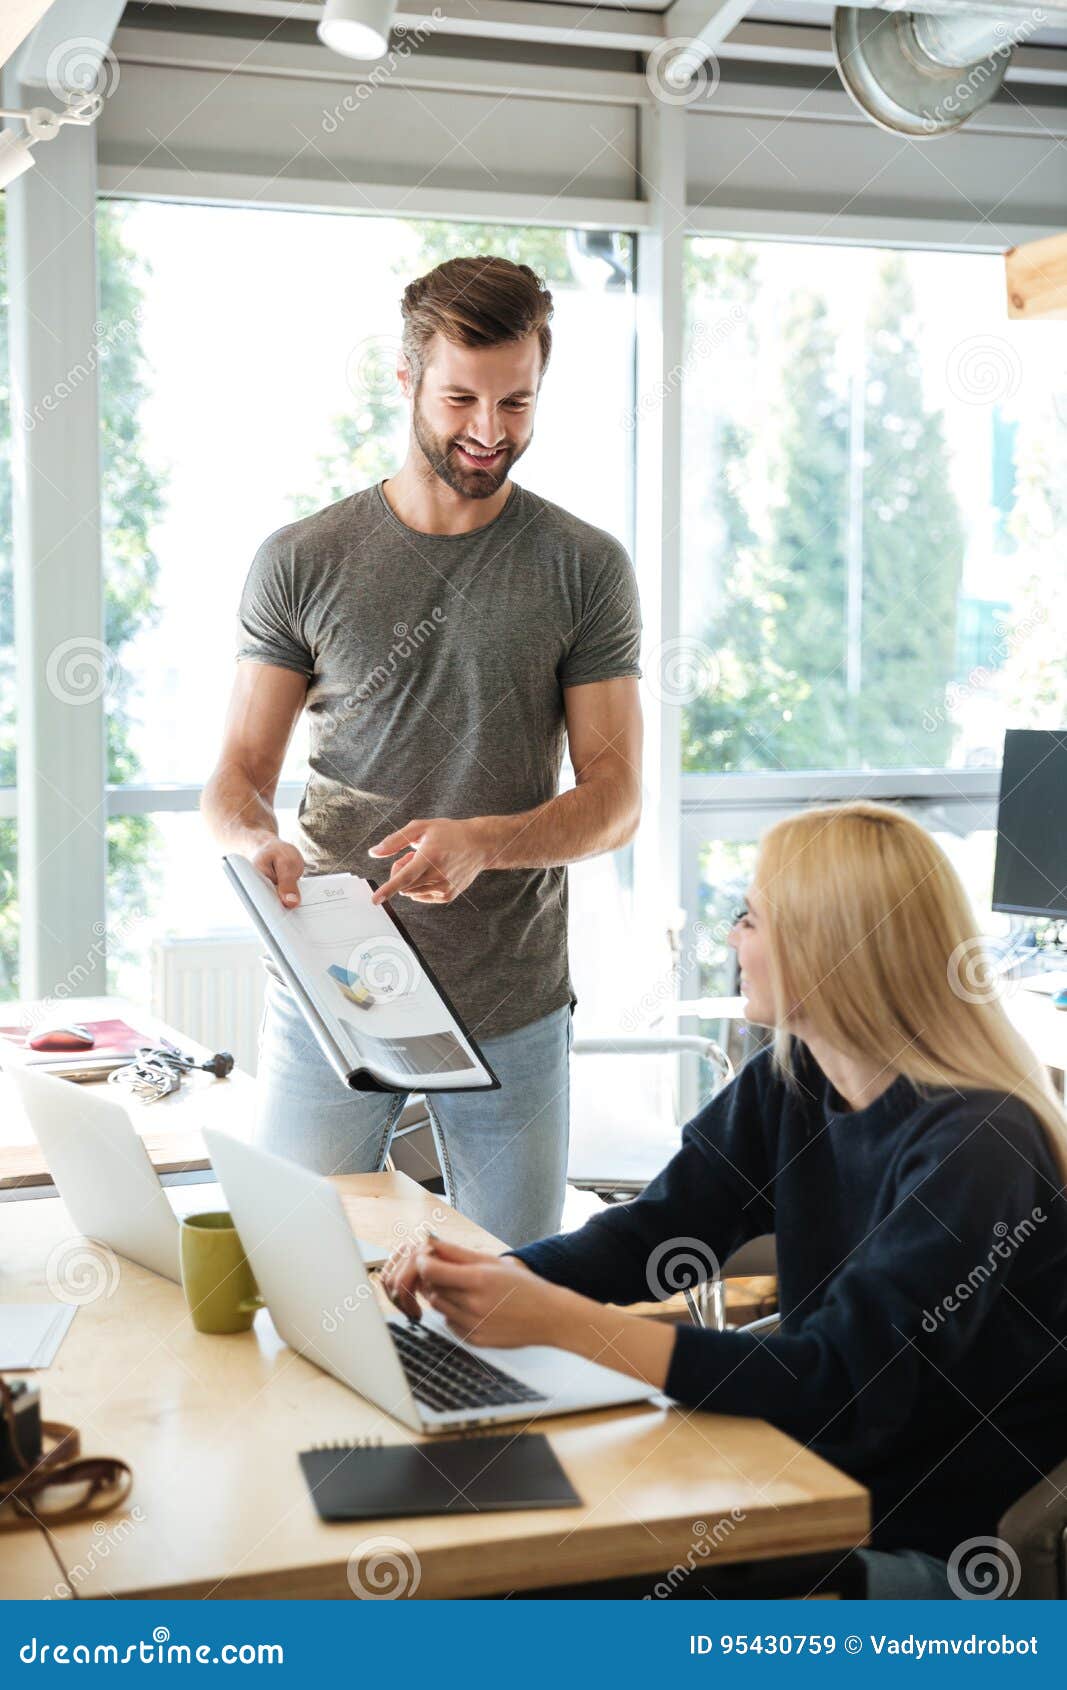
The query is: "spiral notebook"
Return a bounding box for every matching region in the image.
[299,1433,581,1520]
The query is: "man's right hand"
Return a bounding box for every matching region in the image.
[251,837,307,907]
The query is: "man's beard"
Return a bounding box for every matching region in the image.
[413,398,529,500]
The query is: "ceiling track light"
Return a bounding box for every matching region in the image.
[318,0,396,61]
[0,90,103,189]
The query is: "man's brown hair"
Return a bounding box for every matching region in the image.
[400,256,554,390]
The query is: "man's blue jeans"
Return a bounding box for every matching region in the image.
[253,975,572,1247]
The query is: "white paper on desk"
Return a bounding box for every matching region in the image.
[0,1303,77,1369]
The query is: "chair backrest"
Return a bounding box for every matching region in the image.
[999,1454,1067,1599]
[567,1045,687,1188]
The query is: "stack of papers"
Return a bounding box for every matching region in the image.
[0,1304,77,1370]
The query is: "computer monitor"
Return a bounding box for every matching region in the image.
[991,728,1067,920]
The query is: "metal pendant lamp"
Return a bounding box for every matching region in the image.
[833,6,1029,137]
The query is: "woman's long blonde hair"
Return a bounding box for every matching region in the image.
[754,801,1067,1180]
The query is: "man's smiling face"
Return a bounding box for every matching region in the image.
[406,331,542,499]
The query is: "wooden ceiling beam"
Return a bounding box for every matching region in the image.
[1006,230,1067,319]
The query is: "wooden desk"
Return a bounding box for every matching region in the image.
[0,1172,868,1599]
[0,997,256,1192]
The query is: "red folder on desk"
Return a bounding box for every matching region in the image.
[0,1017,152,1076]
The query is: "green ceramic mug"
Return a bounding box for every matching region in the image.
[179,1211,264,1335]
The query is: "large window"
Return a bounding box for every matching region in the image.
[681,237,1067,776]
[674,235,1067,1058]
[98,207,637,1009]
[683,822,1000,1004]
[10,200,1059,1119]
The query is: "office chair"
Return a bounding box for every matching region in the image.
[567,1031,733,1201]
[999,1454,1067,1598]
[566,1032,780,1321]
[387,1031,736,1207]
[727,1445,1067,1602]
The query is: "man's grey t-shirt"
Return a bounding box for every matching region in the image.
[236,480,642,1040]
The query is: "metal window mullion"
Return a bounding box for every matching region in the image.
[5,68,108,1000]
[633,99,686,949]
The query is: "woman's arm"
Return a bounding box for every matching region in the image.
[411,1097,1062,1474]
[408,1235,678,1388]
[382,1053,778,1323]
[626,1103,1062,1464]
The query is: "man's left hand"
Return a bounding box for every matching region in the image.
[368,816,495,905]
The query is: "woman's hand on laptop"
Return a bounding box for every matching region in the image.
[410,1236,569,1348]
[380,1240,427,1323]
[383,1233,677,1388]
[381,1235,562,1345]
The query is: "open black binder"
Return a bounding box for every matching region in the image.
[223,854,499,1095]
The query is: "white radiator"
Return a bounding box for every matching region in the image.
[151,933,267,1076]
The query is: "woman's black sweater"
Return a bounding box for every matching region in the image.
[512,1045,1067,1560]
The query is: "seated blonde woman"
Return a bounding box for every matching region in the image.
[382,802,1067,1600]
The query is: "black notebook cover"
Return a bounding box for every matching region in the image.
[299,1434,580,1520]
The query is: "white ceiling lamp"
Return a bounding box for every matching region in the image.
[318,0,395,61]
[0,91,103,191]
[0,128,36,188]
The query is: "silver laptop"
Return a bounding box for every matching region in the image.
[6,1062,186,1281]
[3,1062,390,1285]
[204,1127,656,1435]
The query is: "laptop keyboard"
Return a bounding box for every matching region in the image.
[387,1319,547,1414]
